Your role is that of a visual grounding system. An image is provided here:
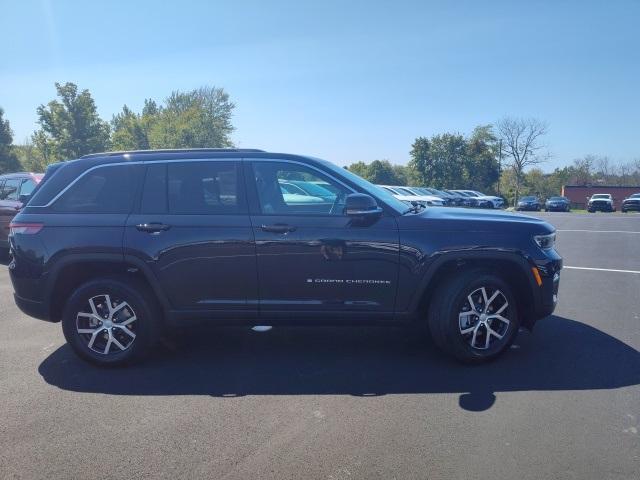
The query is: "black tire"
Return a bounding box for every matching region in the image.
[427,269,520,363]
[61,276,161,367]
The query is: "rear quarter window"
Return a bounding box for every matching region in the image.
[52,164,139,213]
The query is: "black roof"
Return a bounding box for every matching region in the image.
[81,148,265,159]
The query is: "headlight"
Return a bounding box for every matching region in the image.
[534,232,556,250]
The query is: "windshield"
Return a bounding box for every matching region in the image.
[396,187,417,196]
[521,196,536,201]
[317,159,408,213]
[630,193,640,198]
[592,194,611,199]
[548,197,566,201]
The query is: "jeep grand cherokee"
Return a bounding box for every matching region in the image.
[9,149,562,366]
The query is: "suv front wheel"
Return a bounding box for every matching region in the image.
[428,270,520,363]
[61,277,160,366]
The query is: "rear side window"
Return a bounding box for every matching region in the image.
[141,161,244,215]
[53,165,138,213]
[1,179,21,201]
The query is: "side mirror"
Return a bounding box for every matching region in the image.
[18,193,31,205]
[344,193,382,224]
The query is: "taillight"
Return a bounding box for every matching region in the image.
[9,222,44,235]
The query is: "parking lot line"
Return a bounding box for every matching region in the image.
[564,266,640,274]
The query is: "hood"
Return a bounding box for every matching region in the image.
[397,206,554,235]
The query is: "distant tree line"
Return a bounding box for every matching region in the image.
[346,124,504,194]
[1,82,235,173]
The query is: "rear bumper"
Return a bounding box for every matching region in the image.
[13,293,53,322]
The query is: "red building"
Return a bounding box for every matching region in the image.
[562,185,640,210]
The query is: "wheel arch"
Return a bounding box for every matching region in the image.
[412,251,539,330]
[46,254,169,322]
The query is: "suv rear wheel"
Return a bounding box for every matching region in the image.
[61,277,160,366]
[428,270,520,363]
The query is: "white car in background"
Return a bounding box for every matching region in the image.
[452,190,504,209]
[378,185,445,207]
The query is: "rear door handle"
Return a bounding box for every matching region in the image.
[136,223,171,233]
[260,224,297,234]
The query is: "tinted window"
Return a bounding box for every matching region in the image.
[141,164,168,214]
[20,179,37,196]
[53,165,138,213]
[253,161,350,215]
[1,179,21,201]
[167,161,242,215]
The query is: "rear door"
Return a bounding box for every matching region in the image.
[246,158,400,319]
[124,159,258,318]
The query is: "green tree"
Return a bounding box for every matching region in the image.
[366,160,405,184]
[407,136,432,186]
[111,105,149,150]
[147,87,234,148]
[346,161,370,178]
[14,142,47,172]
[408,134,467,189]
[346,160,407,184]
[0,108,22,174]
[33,82,110,163]
[466,125,500,193]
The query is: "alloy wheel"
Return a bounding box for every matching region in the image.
[458,286,510,350]
[76,294,138,355]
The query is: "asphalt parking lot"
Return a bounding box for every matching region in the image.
[1,212,638,479]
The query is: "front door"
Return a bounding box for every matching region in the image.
[246,159,400,319]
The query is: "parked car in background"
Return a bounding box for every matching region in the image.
[544,196,571,212]
[429,189,466,206]
[378,185,445,206]
[587,193,615,212]
[459,190,505,209]
[621,193,640,213]
[516,196,542,211]
[451,190,495,209]
[0,172,43,250]
[444,189,474,207]
[401,187,450,206]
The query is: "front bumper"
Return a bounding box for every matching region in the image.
[523,254,562,329]
[545,204,567,211]
[588,202,614,211]
[622,202,640,211]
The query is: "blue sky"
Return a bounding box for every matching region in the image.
[1,0,638,169]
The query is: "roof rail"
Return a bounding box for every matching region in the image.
[80,148,266,159]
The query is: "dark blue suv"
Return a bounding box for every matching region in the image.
[9,149,562,366]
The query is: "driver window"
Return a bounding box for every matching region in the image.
[252,161,350,215]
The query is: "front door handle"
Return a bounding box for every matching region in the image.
[260,224,297,234]
[136,223,171,233]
